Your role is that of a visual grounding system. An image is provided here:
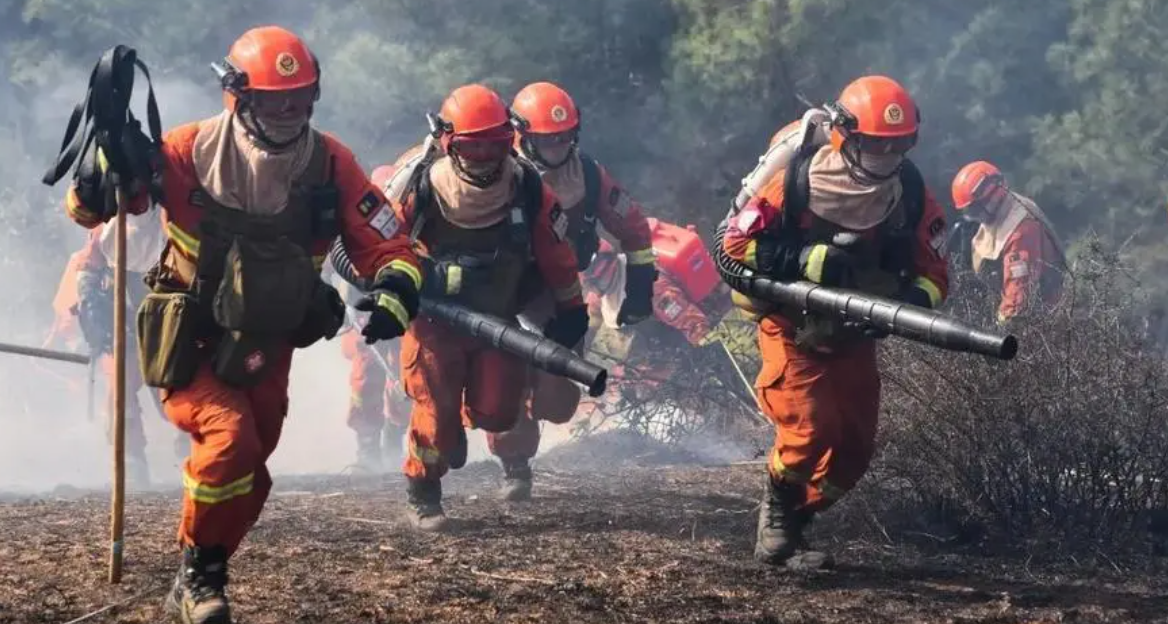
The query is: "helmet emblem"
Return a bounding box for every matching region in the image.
[550,105,569,123]
[275,52,300,77]
[883,103,905,125]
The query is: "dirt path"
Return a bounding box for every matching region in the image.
[2,449,1165,624]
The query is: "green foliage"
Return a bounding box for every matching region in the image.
[2,0,1168,339]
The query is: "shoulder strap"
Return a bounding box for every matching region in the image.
[516,160,546,223]
[297,131,330,186]
[897,159,927,231]
[780,144,818,232]
[408,161,434,244]
[579,152,602,220]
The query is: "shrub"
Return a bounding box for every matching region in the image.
[874,238,1168,549]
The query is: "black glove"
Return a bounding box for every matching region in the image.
[544,305,589,349]
[842,319,890,340]
[897,282,936,309]
[76,269,114,354]
[617,262,657,326]
[354,269,420,344]
[419,255,490,298]
[798,243,856,287]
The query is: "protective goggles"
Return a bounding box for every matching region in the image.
[526,130,578,152]
[248,85,318,116]
[850,131,918,155]
[449,125,514,162]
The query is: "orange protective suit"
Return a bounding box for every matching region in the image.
[971,198,1065,323]
[63,120,420,556]
[722,125,949,513]
[50,229,157,458]
[340,328,408,436]
[391,155,583,481]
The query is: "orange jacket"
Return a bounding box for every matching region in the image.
[586,163,654,265]
[63,119,421,289]
[722,148,949,326]
[995,218,1064,322]
[391,163,583,310]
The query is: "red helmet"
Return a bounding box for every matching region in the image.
[216,26,320,112]
[828,75,920,181]
[434,84,515,186]
[510,82,581,168]
[952,160,1007,211]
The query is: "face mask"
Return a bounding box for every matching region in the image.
[461,158,504,178]
[536,143,573,168]
[254,113,309,146]
[858,152,904,179]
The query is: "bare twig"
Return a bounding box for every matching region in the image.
[60,582,163,624]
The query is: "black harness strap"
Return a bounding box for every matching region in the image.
[43,45,163,203]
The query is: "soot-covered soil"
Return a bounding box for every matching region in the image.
[1,434,1165,624]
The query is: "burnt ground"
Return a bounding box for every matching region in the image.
[1,434,1166,624]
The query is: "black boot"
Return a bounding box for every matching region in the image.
[499,459,533,502]
[164,545,232,624]
[354,430,383,474]
[406,477,447,532]
[754,473,805,565]
[785,508,835,571]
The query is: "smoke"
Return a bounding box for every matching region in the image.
[0,63,220,493]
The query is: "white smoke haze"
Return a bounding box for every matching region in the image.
[0,18,724,496]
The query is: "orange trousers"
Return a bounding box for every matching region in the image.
[401,317,528,480]
[163,346,293,556]
[487,369,580,461]
[340,330,408,435]
[755,318,880,512]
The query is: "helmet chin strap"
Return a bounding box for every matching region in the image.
[451,152,506,188]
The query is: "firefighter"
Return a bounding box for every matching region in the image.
[387,83,587,530]
[331,267,409,472]
[60,26,421,624]
[720,75,949,569]
[69,214,168,488]
[951,161,1066,323]
[487,81,657,501]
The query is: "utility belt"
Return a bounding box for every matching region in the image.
[137,234,343,390]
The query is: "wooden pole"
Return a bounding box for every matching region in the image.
[0,342,89,365]
[108,187,127,584]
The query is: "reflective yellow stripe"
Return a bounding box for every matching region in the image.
[744,240,758,269]
[769,450,810,484]
[913,276,943,308]
[379,259,422,292]
[997,310,1010,325]
[409,440,442,465]
[313,254,326,272]
[65,191,98,224]
[818,479,849,501]
[182,471,254,504]
[96,147,109,173]
[626,248,655,265]
[805,244,827,283]
[377,292,409,329]
[167,222,201,257]
[553,281,582,302]
[446,265,462,295]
